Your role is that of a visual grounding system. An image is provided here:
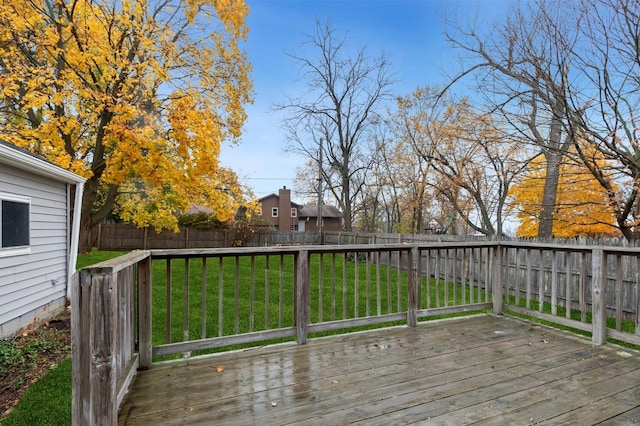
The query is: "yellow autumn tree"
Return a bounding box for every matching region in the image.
[509,148,619,238]
[0,0,253,251]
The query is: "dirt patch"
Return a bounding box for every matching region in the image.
[0,311,71,419]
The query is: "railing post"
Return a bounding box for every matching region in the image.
[407,247,418,327]
[296,250,310,344]
[592,249,607,345]
[72,271,90,426]
[74,270,118,425]
[138,255,152,369]
[93,271,118,425]
[492,244,503,314]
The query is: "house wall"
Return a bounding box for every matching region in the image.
[260,195,279,228]
[260,188,299,231]
[0,164,69,337]
[300,217,342,232]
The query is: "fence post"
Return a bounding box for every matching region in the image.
[592,249,608,344]
[296,250,310,344]
[492,244,503,314]
[407,247,418,327]
[96,223,102,251]
[138,255,152,369]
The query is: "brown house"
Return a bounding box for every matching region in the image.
[259,187,343,232]
[297,205,343,232]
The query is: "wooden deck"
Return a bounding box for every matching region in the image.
[118,315,640,425]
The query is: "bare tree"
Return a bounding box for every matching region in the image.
[562,0,640,240]
[448,0,640,240]
[276,20,395,231]
[382,88,439,233]
[445,0,582,238]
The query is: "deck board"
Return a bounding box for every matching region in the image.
[118,315,640,425]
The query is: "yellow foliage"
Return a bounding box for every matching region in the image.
[509,150,619,238]
[0,0,253,233]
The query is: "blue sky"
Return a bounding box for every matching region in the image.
[219,0,511,200]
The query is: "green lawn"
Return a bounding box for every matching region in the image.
[1,358,72,426]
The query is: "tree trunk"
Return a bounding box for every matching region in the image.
[77,177,117,253]
[78,217,98,254]
[538,108,566,239]
[343,189,352,231]
[538,149,562,239]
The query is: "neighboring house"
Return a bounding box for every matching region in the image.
[259,187,302,231]
[259,186,343,232]
[0,140,85,338]
[297,205,343,232]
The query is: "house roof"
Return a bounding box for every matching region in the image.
[298,205,343,219]
[258,192,302,208]
[0,140,85,184]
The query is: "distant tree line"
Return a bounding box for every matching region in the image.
[281,0,640,240]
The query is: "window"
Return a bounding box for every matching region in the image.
[272,207,278,217]
[1,193,30,256]
[291,208,297,217]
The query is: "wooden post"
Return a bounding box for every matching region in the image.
[296,250,310,344]
[72,271,90,425]
[97,223,102,251]
[72,269,118,425]
[138,256,152,369]
[407,247,418,327]
[84,271,118,425]
[592,249,607,345]
[73,252,149,425]
[492,245,503,314]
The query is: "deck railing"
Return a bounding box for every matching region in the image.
[72,240,640,425]
[71,250,151,426]
[498,242,640,346]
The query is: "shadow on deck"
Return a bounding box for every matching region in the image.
[118,315,640,425]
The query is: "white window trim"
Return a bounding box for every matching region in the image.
[272,207,278,217]
[291,208,297,217]
[0,192,31,257]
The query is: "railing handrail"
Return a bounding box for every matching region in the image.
[74,239,640,425]
[81,249,151,274]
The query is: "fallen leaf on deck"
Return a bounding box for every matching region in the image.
[217,365,225,373]
[271,401,278,407]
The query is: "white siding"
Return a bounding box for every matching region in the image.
[0,164,68,336]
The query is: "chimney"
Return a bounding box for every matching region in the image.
[278,186,291,232]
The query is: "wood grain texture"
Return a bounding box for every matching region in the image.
[118,314,640,425]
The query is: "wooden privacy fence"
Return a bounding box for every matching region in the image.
[72,240,640,425]
[92,225,484,251]
[93,223,231,250]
